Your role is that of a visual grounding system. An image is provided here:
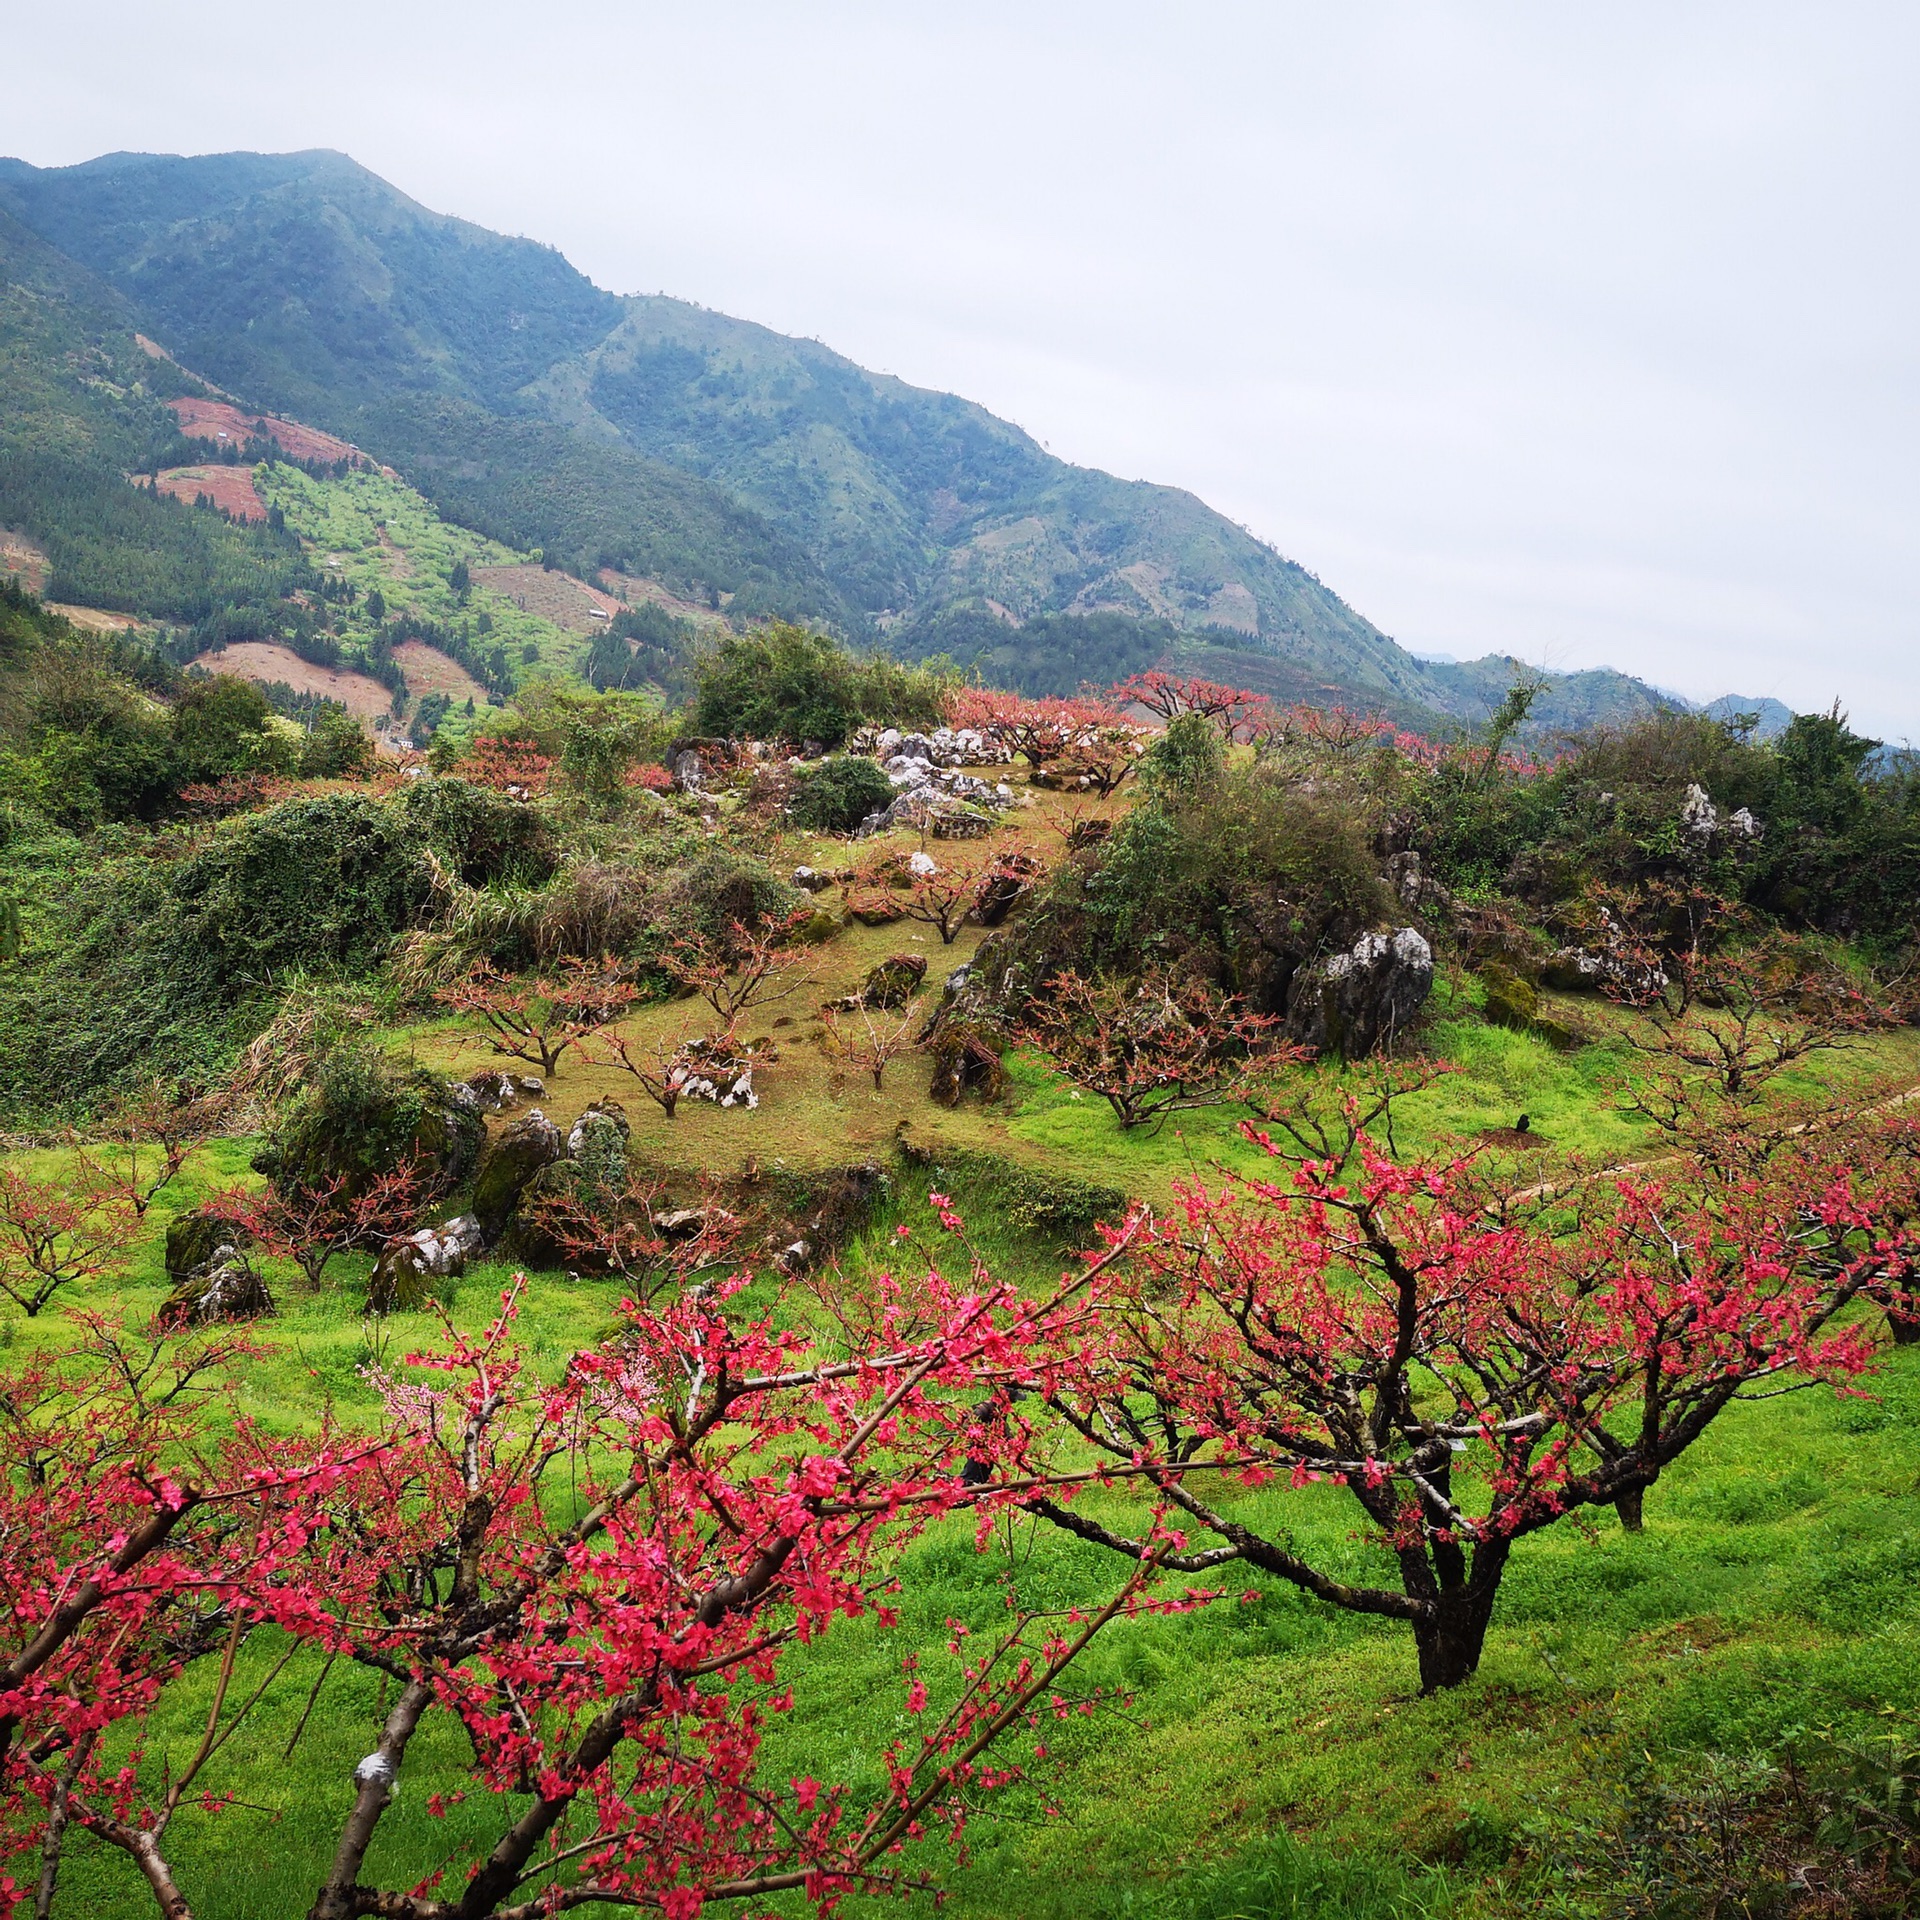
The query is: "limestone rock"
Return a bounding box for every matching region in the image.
[158,1245,273,1329]
[165,1206,249,1284]
[367,1214,484,1313]
[1285,927,1434,1059]
[567,1100,632,1199]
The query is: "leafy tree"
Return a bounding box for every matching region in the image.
[297,703,374,778]
[170,674,295,785]
[1017,969,1292,1130]
[695,623,947,746]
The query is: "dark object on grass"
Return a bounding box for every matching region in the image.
[470,1109,564,1239]
[973,851,1043,928]
[158,1245,273,1328]
[1477,1125,1546,1153]
[849,953,927,1010]
[926,1019,1007,1107]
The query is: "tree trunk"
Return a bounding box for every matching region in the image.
[1409,1542,1509,1693]
[1615,1485,1646,1533]
[1886,1307,1920,1346]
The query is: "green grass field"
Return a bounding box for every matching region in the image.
[10,772,1920,1919]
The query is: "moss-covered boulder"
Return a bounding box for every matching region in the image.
[1479,963,1539,1033]
[164,1205,251,1283]
[471,1110,564,1240]
[927,1019,1007,1106]
[158,1247,272,1329]
[860,953,928,1009]
[252,1042,484,1203]
[1480,963,1585,1052]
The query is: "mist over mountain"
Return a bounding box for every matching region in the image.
[0,146,1766,730]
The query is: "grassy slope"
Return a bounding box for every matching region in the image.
[255,464,580,682]
[12,777,1920,1915]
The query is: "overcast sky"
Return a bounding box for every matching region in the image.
[9,4,1918,732]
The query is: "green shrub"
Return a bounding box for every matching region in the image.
[168,794,433,986]
[790,754,896,833]
[171,674,297,784]
[298,705,375,779]
[254,1037,482,1201]
[998,763,1391,1014]
[672,848,802,948]
[394,777,556,887]
[695,622,948,747]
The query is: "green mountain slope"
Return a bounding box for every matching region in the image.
[0,150,1442,692]
[544,296,1445,701]
[0,151,845,626]
[0,147,1746,732]
[0,205,305,619]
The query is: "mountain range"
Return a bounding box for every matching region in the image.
[0,146,1785,734]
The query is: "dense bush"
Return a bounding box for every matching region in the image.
[170,675,299,785]
[253,1037,482,1201]
[394,777,556,887]
[298,704,375,778]
[0,783,548,1116]
[672,847,803,950]
[694,622,949,747]
[167,795,434,987]
[1410,707,1920,943]
[983,755,1389,1020]
[789,754,897,833]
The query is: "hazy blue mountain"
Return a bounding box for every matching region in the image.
[1702,694,1797,740]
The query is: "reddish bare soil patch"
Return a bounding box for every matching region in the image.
[0,530,50,595]
[475,563,621,633]
[49,604,146,635]
[189,643,393,719]
[391,642,488,706]
[596,568,726,629]
[155,465,267,522]
[166,396,375,469]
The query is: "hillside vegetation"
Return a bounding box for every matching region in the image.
[0,145,1751,730]
[2,613,1919,1918]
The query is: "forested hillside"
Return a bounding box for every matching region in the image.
[0,144,1682,728]
[0,207,307,620]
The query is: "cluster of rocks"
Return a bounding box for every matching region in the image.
[859,764,1018,839]
[849,726,1012,768]
[669,1036,759,1111]
[461,1068,546,1112]
[1680,782,1760,843]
